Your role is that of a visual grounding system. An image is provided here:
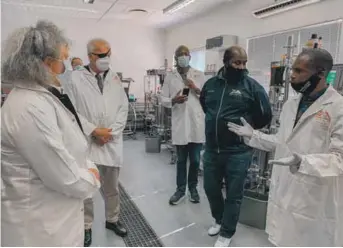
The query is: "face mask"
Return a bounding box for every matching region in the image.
[50,59,66,75]
[96,57,110,72]
[57,72,67,84]
[60,60,68,74]
[74,65,83,71]
[291,73,321,95]
[224,65,246,81]
[177,55,190,68]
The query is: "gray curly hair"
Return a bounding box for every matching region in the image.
[1,20,69,86]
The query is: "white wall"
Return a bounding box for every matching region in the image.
[165,0,343,63]
[1,6,166,100]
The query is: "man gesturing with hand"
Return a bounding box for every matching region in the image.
[228,48,343,247]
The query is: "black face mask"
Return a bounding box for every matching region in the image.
[224,66,246,81]
[291,73,321,95]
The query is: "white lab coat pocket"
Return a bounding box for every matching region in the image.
[284,175,329,219]
[35,191,82,236]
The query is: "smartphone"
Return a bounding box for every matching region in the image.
[182,88,190,96]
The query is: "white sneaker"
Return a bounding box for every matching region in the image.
[214,236,232,247]
[208,223,221,236]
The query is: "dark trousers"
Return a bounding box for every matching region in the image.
[176,143,202,193]
[203,150,252,238]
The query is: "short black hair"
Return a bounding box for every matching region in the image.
[298,48,333,77]
[223,46,247,64]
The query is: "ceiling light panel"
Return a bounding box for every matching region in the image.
[163,0,196,14]
[117,0,176,10]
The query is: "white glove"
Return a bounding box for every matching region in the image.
[268,153,302,174]
[227,117,254,138]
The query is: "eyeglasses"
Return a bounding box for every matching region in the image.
[92,49,111,58]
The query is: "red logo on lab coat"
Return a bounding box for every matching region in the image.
[315,110,331,128]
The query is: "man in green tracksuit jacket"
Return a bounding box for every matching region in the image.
[200,46,272,247]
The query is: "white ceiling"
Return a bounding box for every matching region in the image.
[1,0,235,28]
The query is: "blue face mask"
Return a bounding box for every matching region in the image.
[177,55,190,68]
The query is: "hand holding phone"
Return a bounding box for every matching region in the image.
[182,88,190,96]
[172,90,188,105]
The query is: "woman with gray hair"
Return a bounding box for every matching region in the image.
[1,20,101,246]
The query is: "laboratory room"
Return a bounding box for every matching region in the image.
[2,0,343,247]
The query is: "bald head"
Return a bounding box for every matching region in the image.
[175,45,190,58]
[223,46,247,69]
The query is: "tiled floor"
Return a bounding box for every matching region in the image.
[92,136,273,247]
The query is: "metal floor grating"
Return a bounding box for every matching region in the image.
[119,183,164,247]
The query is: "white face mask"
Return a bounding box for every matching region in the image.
[177,55,190,68]
[62,60,70,73]
[96,57,110,72]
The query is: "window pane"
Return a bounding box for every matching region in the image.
[247,21,342,93]
[190,49,206,72]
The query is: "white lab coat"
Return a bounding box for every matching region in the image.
[161,68,205,145]
[64,67,128,167]
[247,86,343,247]
[1,83,100,247]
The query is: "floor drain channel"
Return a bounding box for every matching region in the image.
[119,183,164,247]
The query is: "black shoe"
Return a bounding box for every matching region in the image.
[106,221,128,237]
[169,190,185,205]
[84,229,92,247]
[189,188,200,203]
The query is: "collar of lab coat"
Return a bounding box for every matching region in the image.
[292,85,337,106]
[13,81,79,124]
[172,67,193,80]
[88,66,104,77]
[14,81,53,94]
[288,86,339,137]
[81,67,115,94]
[84,65,111,79]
